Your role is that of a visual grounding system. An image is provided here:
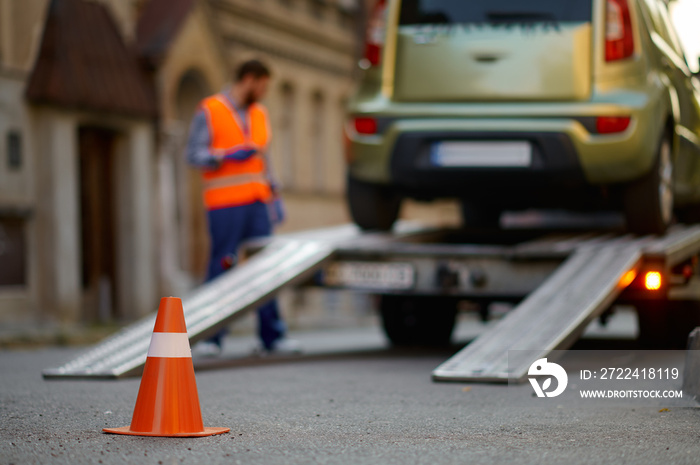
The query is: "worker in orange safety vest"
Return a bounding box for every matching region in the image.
[186,59,297,356]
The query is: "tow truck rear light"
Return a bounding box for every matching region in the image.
[619,269,637,288]
[354,117,378,135]
[362,0,388,68]
[596,116,631,134]
[605,0,634,61]
[644,271,662,291]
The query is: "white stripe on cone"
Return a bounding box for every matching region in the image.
[147,332,192,358]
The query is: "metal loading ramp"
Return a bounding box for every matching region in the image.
[432,225,700,384]
[43,220,700,381]
[42,239,334,379]
[42,223,427,379]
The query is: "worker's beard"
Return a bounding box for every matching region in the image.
[244,91,257,107]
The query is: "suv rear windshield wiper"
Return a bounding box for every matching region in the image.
[486,11,559,26]
[414,11,452,25]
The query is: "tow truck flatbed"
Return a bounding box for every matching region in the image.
[43,223,700,382]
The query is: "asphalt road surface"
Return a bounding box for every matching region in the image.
[2,313,700,465]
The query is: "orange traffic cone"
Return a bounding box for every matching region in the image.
[103,297,230,437]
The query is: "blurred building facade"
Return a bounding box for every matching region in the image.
[140,0,360,294]
[0,0,159,327]
[0,0,361,328]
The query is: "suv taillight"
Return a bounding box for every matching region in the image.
[605,0,634,61]
[353,117,378,135]
[363,0,388,68]
[596,116,631,134]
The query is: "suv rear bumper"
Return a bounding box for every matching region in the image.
[348,113,661,197]
[385,130,613,210]
[390,129,585,196]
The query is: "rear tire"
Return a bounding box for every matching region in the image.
[347,176,401,231]
[635,299,700,349]
[460,201,502,229]
[623,131,674,235]
[675,203,700,225]
[379,295,457,346]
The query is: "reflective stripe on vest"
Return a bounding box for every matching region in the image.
[201,94,272,210]
[202,172,270,191]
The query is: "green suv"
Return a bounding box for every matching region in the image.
[345,0,700,234]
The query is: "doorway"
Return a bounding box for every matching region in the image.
[78,127,118,322]
[174,69,211,281]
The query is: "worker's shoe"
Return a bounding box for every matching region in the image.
[192,341,222,358]
[252,338,303,356]
[272,338,303,354]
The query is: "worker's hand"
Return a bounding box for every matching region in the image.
[202,154,222,170]
[269,196,285,226]
[223,148,257,162]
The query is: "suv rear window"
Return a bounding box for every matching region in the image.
[399,0,593,25]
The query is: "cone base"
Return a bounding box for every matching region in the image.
[103,426,230,437]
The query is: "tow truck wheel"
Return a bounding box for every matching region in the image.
[623,131,674,235]
[378,295,457,346]
[460,201,502,229]
[675,202,700,225]
[635,299,700,349]
[347,176,401,231]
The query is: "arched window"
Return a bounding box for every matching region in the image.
[173,69,211,279]
[175,69,209,123]
[279,82,296,190]
[310,91,325,192]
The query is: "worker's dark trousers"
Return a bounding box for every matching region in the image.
[205,201,285,350]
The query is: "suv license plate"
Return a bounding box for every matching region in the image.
[431,141,532,167]
[323,262,415,290]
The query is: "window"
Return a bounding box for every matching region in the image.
[0,218,26,286]
[337,0,358,29]
[310,0,326,20]
[338,9,355,29]
[311,92,325,192]
[6,131,22,170]
[279,83,296,189]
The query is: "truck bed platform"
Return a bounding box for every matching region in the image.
[42,223,700,382]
